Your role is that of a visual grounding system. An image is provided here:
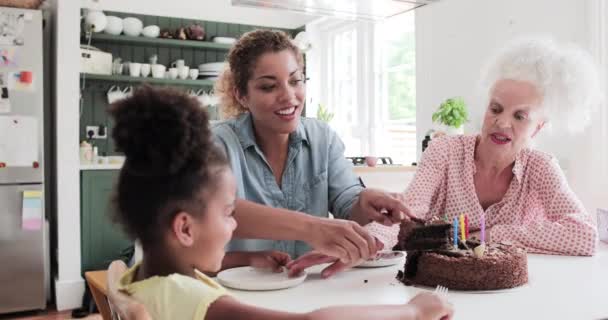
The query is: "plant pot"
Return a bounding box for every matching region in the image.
[445,125,464,135]
[434,123,464,136]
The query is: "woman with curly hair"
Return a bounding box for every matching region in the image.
[212,29,410,277]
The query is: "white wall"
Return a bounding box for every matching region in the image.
[80,0,318,29]
[53,0,85,311]
[53,0,316,310]
[415,0,607,214]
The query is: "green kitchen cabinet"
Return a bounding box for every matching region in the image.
[81,170,132,272]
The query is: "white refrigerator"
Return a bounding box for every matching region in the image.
[0,7,47,313]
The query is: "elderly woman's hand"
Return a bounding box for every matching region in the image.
[352,189,415,226]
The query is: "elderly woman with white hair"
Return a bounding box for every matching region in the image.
[288,37,601,275]
[397,37,601,256]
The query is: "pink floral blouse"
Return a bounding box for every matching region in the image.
[368,135,598,256]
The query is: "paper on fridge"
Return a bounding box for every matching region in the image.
[22,190,42,231]
[0,115,38,166]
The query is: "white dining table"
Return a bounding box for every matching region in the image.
[229,242,608,320]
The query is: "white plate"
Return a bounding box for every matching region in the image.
[198,62,225,72]
[356,250,405,268]
[213,36,237,44]
[217,266,307,291]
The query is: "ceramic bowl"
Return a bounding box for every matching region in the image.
[142,25,160,38]
[104,16,123,35]
[84,10,107,32]
[122,17,143,37]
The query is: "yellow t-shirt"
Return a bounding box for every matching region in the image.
[119,262,229,320]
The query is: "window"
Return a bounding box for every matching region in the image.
[307,14,416,164]
[375,12,417,166]
[327,25,361,156]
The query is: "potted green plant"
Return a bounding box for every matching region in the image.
[432,97,468,135]
[317,103,334,123]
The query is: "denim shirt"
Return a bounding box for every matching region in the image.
[212,113,363,257]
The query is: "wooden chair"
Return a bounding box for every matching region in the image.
[85,270,112,320]
[84,261,151,320]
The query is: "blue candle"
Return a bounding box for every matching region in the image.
[453,217,458,247]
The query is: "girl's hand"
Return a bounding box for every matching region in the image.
[248,251,292,272]
[407,292,454,320]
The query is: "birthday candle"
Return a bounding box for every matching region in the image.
[453,217,458,247]
[480,213,486,243]
[460,214,465,241]
[465,215,469,239]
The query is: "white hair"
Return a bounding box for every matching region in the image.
[477,36,603,133]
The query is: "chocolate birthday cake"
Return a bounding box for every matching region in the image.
[394,220,528,291]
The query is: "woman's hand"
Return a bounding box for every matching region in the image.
[287,238,384,278]
[247,250,292,272]
[304,218,378,265]
[351,189,416,226]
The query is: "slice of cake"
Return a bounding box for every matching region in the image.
[395,220,528,291]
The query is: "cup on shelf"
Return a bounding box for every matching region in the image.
[193,89,207,107]
[151,64,166,78]
[171,59,185,69]
[122,61,131,75]
[189,69,199,80]
[107,85,124,104]
[123,86,133,98]
[168,67,178,79]
[112,58,123,75]
[149,54,158,65]
[178,66,190,80]
[129,62,142,77]
[140,63,151,77]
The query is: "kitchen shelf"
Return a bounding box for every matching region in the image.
[81,73,216,86]
[83,33,233,51]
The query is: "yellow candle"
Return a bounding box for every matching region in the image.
[460,214,466,241]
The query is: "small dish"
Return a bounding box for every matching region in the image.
[356,250,405,268]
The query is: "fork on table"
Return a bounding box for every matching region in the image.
[434,285,449,297]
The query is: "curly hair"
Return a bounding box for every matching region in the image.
[108,85,228,246]
[477,36,603,133]
[214,29,304,119]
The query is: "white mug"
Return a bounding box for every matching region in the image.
[189,69,199,80]
[168,67,178,79]
[106,85,124,104]
[140,63,151,77]
[171,59,185,69]
[178,66,190,80]
[122,86,133,98]
[151,64,166,78]
[195,89,207,107]
[129,62,142,77]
